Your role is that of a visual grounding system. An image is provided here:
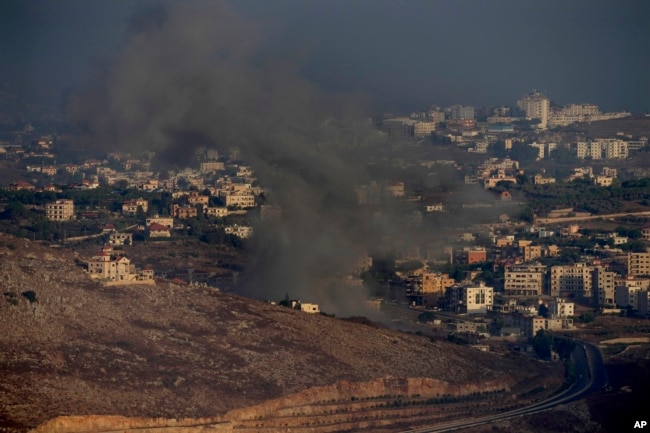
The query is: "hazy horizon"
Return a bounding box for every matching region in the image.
[1,0,649,115]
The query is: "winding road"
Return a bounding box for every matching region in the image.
[399,340,608,433]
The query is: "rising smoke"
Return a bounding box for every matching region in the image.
[67,0,401,316]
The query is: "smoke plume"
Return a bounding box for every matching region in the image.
[68,1,403,315]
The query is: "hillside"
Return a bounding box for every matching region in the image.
[0,233,562,433]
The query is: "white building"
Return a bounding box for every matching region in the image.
[548,298,574,318]
[615,285,643,310]
[517,90,550,129]
[224,225,254,239]
[446,282,494,314]
[300,303,320,314]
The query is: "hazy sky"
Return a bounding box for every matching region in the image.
[2,0,649,114]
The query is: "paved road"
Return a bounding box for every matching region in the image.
[399,340,608,433]
[534,210,650,225]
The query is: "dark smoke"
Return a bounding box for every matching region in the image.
[67,0,396,315]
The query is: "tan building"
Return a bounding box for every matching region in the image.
[86,246,154,285]
[224,225,253,239]
[147,223,171,238]
[385,182,405,198]
[122,198,148,215]
[550,263,594,297]
[421,273,455,294]
[300,303,320,314]
[87,246,132,281]
[146,216,174,229]
[171,204,198,219]
[224,191,255,208]
[46,199,75,221]
[592,266,616,307]
[414,121,436,137]
[199,161,225,173]
[522,244,542,262]
[205,206,228,218]
[109,232,133,246]
[421,273,455,309]
[628,252,650,277]
[188,192,209,206]
[504,264,546,296]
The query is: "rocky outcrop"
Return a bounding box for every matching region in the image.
[224,375,509,422]
[31,415,231,433]
[31,376,525,433]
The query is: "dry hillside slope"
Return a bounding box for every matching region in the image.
[0,233,561,432]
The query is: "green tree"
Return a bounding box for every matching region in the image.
[417,311,436,323]
[552,336,576,360]
[538,304,549,318]
[510,142,539,164]
[578,311,595,323]
[532,329,552,359]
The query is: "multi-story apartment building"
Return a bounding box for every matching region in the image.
[199,161,225,173]
[187,192,209,206]
[504,264,546,296]
[576,139,628,160]
[421,273,455,294]
[355,181,381,206]
[382,117,415,139]
[628,252,650,277]
[517,90,550,129]
[615,285,644,310]
[217,184,256,209]
[427,108,445,124]
[449,105,475,120]
[224,191,255,208]
[522,244,543,262]
[171,204,198,219]
[576,141,602,159]
[550,263,594,297]
[592,266,616,307]
[445,282,494,314]
[45,199,75,221]
[414,121,436,137]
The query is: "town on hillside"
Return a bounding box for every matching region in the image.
[2,90,650,350]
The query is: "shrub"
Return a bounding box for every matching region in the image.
[21,290,38,303]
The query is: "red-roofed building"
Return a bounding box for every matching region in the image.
[5,181,35,191]
[147,223,171,238]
